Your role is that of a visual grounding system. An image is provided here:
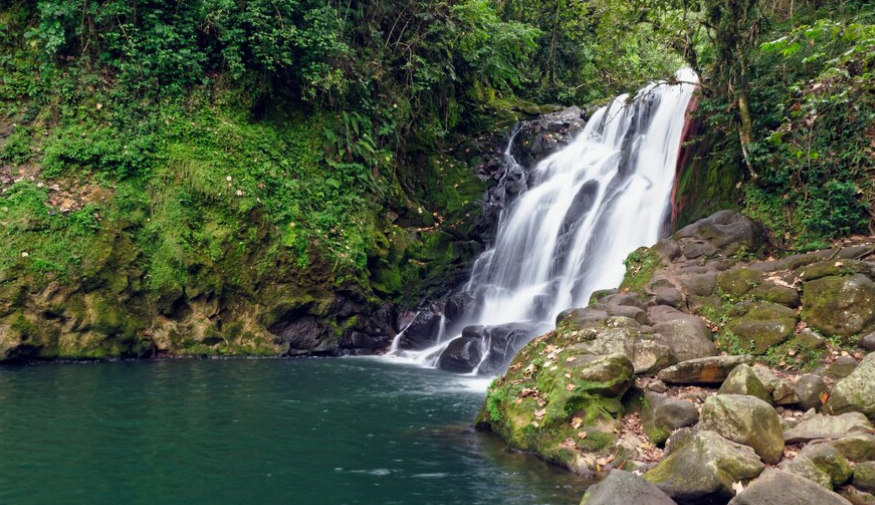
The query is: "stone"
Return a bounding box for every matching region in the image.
[644,430,764,503]
[642,392,700,446]
[795,374,829,411]
[602,293,647,310]
[728,468,853,505]
[796,328,828,350]
[475,322,538,375]
[605,305,648,324]
[862,332,875,352]
[802,274,875,340]
[632,338,673,375]
[396,309,442,350]
[437,336,483,373]
[718,268,764,297]
[830,434,875,462]
[651,318,718,363]
[773,380,800,406]
[827,356,860,380]
[780,443,853,489]
[653,288,684,309]
[855,462,875,493]
[579,470,677,505]
[841,489,875,505]
[827,354,875,420]
[718,364,771,402]
[558,307,609,326]
[573,354,636,397]
[784,412,874,444]
[727,301,798,354]
[750,282,801,308]
[658,355,754,385]
[672,210,768,258]
[700,394,785,463]
[678,273,718,296]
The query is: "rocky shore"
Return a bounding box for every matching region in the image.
[476,210,875,505]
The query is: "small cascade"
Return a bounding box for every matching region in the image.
[389,69,699,375]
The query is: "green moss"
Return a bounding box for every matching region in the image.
[620,247,661,293]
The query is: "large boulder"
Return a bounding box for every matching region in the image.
[726,301,799,354]
[579,470,678,505]
[475,322,539,375]
[718,364,771,402]
[642,392,700,446]
[826,354,875,420]
[699,394,785,464]
[437,336,483,373]
[802,274,875,340]
[671,210,768,259]
[795,374,829,411]
[855,462,875,494]
[830,434,875,462]
[779,443,853,489]
[658,355,754,385]
[728,468,853,505]
[784,412,874,444]
[651,318,718,362]
[644,429,764,503]
[396,309,443,350]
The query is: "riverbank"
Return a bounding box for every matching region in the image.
[477,210,875,504]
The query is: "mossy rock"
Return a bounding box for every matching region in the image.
[718,268,763,297]
[802,274,875,341]
[726,302,798,354]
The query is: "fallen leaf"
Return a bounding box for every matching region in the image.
[566,383,577,392]
[578,431,588,439]
[571,417,583,429]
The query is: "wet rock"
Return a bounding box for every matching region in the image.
[476,322,539,375]
[658,355,754,385]
[728,468,853,505]
[827,356,860,380]
[437,336,483,373]
[579,469,678,505]
[602,293,647,310]
[397,309,443,350]
[0,324,39,363]
[795,374,829,411]
[827,354,875,420]
[651,318,718,362]
[644,430,764,503]
[718,364,771,403]
[700,394,784,463]
[855,462,875,493]
[727,301,798,354]
[784,412,874,444]
[642,392,699,446]
[270,316,335,356]
[803,274,875,340]
[511,106,588,167]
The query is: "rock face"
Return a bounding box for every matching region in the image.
[826,354,875,420]
[803,274,875,340]
[642,392,699,446]
[644,430,765,503]
[728,468,853,505]
[699,394,785,464]
[658,355,754,384]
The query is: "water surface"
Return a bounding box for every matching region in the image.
[0,358,588,505]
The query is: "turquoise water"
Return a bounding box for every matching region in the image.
[0,358,588,505]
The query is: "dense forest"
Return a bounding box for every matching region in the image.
[0,0,873,360]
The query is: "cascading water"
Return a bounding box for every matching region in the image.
[389,69,699,374]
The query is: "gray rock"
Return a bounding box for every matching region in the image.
[855,461,875,493]
[658,355,754,385]
[602,293,647,310]
[796,328,828,350]
[802,274,875,340]
[827,356,860,380]
[718,364,771,402]
[653,288,684,309]
[830,434,875,462]
[672,210,767,258]
[606,305,648,324]
[773,380,801,406]
[579,470,677,505]
[795,374,829,411]
[700,394,785,464]
[862,332,875,352]
[784,412,874,444]
[678,273,718,296]
[728,468,853,505]
[632,338,673,375]
[642,392,699,446]
[726,301,798,354]
[437,336,483,373]
[644,430,764,503]
[651,318,718,363]
[780,443,852,489]
[827,354,875,420]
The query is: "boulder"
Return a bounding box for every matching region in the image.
[728,468,852,505]
[802,274,875,340]
[642,392,699,446]
[784,412,874,444]
[830,434,875,462]
[653,288,684,309]
[700,394,785,463]
[632,338,673,375]
[671,210,767,259]
[579,470,677,505]
[476,322,538,375]
[862,332,875,352]
[827,356,860,380]
[841,488,875,505]
[826,354,875,420]
[658,355,754,385]
[773,380,800,406]
[678,273,718,297]
[750,282,801,308]
[794,374,829,411]
[437,336,483,373]
[718,364,771,402]
[780,443,853,489]
[726,301,798,354]
[651,318,718,362]
[644,430,764,503]
[605,304,648,324]
[796,328,828,350]
[558,307,609,326]
[855,462,875,493]
[718,268,764,297]
[397,309,443,350]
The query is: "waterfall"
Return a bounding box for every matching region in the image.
[390,69,699,374]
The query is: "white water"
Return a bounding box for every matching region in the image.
[389,69,699,374]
